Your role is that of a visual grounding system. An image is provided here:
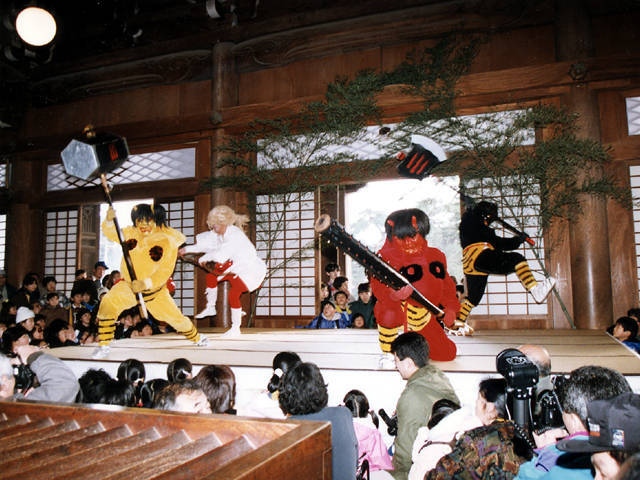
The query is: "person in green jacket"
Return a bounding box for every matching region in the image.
[388,331,460,480]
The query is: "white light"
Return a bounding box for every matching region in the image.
[16,7,57,47]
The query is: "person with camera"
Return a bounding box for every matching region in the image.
[514,365,632,480]
[388,332,460,480]
[425,378,534,480]
[0,344,79,403]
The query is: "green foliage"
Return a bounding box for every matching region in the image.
[206,34,630,324]
[432,105,631,230]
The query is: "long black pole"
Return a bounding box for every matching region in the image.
[100,174,149,320]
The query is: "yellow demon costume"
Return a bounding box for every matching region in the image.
[94,203,204,357]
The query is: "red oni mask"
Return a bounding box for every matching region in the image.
[390,233,428,256]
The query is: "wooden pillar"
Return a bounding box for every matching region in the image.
[556,0,612,328]
[5,156,45,285]
[210,41,238,329]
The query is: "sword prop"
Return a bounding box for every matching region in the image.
[314,214,444,316]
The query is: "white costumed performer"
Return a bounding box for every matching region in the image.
[181,205,267,337]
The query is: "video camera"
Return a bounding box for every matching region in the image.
[496,348,564,435]
[496,348,538,432]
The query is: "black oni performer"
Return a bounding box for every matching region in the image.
[453,201,556,336]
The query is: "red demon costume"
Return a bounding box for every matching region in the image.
[371,209,459,362]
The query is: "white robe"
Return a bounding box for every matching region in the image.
[182,225,267,291]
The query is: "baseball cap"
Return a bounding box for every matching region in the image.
[557,392,640,453]
[16,306,35,324]
[94,261,108,269]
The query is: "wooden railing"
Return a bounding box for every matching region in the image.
[0,401,332,480]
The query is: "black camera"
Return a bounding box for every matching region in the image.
[496,348,539,396]
[14,363,35,390]
[532,375,566,434]
[496,348,539,432]
[378,408,398,436]
[7,353,36,391]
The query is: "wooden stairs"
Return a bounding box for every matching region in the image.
[0,400,331,479]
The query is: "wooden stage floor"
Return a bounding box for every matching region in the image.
[48,327,640,427]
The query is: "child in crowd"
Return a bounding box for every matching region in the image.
[167,357,193,383]
[303,299,350,329]
[610,316,640,353]
[236,351,301,419]
[325,263,341,298]
[351,313,366,329]
[319,282,330,301]
[15,307,36,339]
[131,321,154,337]
[44,318,79,348]
[41,292,68,327]
[334,291,352,326]
[117,358,146,407]
[195,364,237,414]
[74,307,98,344]
[349,282,376,329]
[114,307,137,339]
[334,276,352,301]
[343,389,393,474]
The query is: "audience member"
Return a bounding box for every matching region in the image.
[343,389,393,474]
[11,273,40,309]
[92,261,108,292]
[130,321,154,337]
[334,276,352,301]
[517,344,557,422]
[29,316,47,347]
[515,365,632,480]
[1,324,30,355]
[426,378,534,480]
[388,332,460,480]
[325,263,341,297]
[334,290,353,326]
[41,292,68,327]
[195,364,237,414]
[78,368,113,403]
[319,282,330,301]
[139,378,170,408]
[41,276,69,308]
[351,312,366,329]
[70,277,98,310]
[44,318,79,348]
[609,316,640,353]
[517,344,553,392]
[74,307,98,344]
[349,282,376,329]
[78,367,135,406]
[117,358,146,407]
[237,351,301,419]
[15,306,36,339]
[114,307,137,339]
[409,398,477,480]
[153,379,212,414]
[0,300,17,326]
[279,362,358,480]
[0,269,17,304]
[556,392,640,480]
[303,299,350,328]
[167,357,193,383]
[1,344,79,402]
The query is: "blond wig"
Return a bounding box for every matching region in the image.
[206,205,249,230]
